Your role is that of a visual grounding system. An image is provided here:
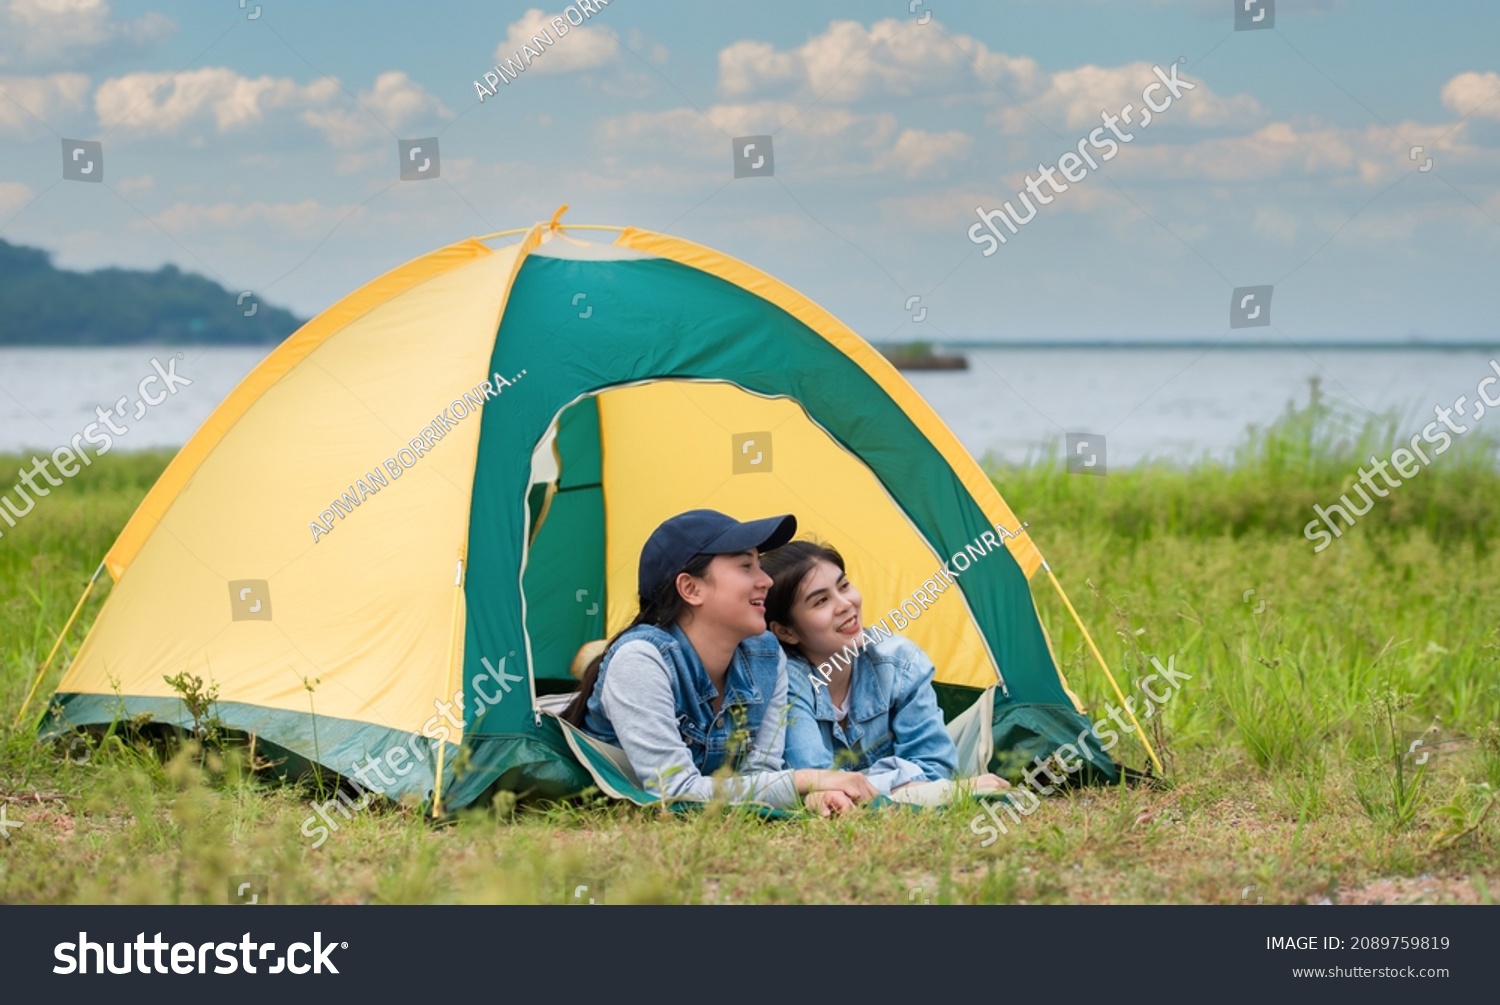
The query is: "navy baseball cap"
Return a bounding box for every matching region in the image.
[638,509,797,601]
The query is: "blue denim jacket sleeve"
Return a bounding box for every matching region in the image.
[862,755,931,794]
[782,662,835,770]
[742,647,791,773]
[887,642,960,782]
[784,665,928,794]
[598,641,799,807]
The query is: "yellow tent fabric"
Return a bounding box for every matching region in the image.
[56,237,530,739]
[597,381,1003,690]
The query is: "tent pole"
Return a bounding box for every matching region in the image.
[1043,564,1164,775]
[432,557,465,818]
[13,561,105,730]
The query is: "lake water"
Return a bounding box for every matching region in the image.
[1,346,1496,467]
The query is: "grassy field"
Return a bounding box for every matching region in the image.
[2,385,1498,905]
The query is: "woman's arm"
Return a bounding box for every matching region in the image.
[741,653,877,800]
[742,647,791,773]
[599,642,800,807]
[861,755,931,795]
[599,643,875,806]
[779,660,837,771]
[888,645,961,781]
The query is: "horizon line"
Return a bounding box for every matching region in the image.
[878,340,1500,351]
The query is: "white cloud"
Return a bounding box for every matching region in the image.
[0,179,35,216]
[1253,204,1302,243]
[95,68,331,135]
[1440,71,1500,121]
[94,67,451,158]
[0,0,172,70]
[598,103,982,185]
[625,28,669,65]
[301,71,453,148]
[599,101,911,182]
[1117,118,1487,187]
[880,128,972,179]
[1109,121,1362,183]
[494,8,618,75]
[0,71,89,133]
[875,185,998,231]
[718,18,1038,103]
[115,174,152,196]
[138,199,355,238]
[989,61,1261,135]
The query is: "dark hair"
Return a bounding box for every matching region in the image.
[757,539,846,659]
[561,552,716,728]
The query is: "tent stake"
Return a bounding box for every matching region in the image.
[13,562,105,730]
[1044,564,1164,776]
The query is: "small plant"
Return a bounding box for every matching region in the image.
[1481,722,1500,788]
[162,670,224,754]
[302,674,325,799]
[1428,782,1496,851]
[1352,686,1429,830]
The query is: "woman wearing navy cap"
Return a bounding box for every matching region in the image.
[562,509,878,812]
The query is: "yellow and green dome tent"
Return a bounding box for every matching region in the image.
[28,213,1157,812]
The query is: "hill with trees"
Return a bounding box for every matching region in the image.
[0,238,304,345]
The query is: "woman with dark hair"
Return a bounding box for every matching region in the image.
[563,510,879,810]
[760,539,1008,814]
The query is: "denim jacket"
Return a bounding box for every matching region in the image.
[784,635,958,795]
[581,622,797,805]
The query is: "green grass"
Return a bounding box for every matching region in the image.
[1,386,1498,904]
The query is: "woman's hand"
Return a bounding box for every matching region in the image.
[804,789,857,817]
[793,768,880,802]
[968,773,1010,793]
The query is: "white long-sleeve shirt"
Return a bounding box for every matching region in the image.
[597,639,800,807]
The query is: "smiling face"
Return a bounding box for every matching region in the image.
[678,550,774,640]
[768,557,863,667]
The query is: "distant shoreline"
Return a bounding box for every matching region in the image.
[877,341,1500,351]
[5,340,1494,352]
[4,340,1496,352]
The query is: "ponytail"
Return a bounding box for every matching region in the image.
[560,552,715,727]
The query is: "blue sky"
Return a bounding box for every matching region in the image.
[2,0,1497,343]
